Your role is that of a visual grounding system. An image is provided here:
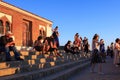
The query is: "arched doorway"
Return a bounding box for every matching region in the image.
[22,22,32,46]
[5,21,10,32]
[39,28,46,39]
[39,25,46,39]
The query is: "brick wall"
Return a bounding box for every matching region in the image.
[0,1,52,46]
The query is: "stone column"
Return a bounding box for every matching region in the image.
[46,24,52,37]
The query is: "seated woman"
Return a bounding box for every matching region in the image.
[48,36,62,57]
[33,36,44,52]
[64,40,74,54]
[43,37,50,54]
[72,40,80,54]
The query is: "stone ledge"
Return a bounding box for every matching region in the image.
[0,59,90,80]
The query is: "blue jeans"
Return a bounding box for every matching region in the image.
[55,37,59,48]
[0,46,20,59]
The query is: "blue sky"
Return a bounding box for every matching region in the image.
[3,0,120,48]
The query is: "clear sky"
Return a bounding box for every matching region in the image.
[3,0,120,48]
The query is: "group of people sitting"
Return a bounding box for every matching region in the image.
[33,26,62,57]
[0,26,61,61]
[64,33,90,55]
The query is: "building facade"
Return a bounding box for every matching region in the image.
[0,1,52,48]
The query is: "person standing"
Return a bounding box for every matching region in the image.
[99,39,106,63]
[110,42,114,58]
[90,34,104,74]
[52,26,60,48]
[107,46,111,57]
[113,38,120,67]
[83,38,90,56]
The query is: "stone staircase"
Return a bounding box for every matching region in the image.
[0,50,91,80]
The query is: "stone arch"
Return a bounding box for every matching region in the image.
[22,22,29,46]
[0,15,11,34]
[5,21,10,32]
[22,21,32,47]
[39,25,46,38]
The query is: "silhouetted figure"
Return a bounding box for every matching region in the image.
[52,26,60,48]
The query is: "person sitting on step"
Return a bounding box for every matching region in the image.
[0,31,23,61]
[48,36,62,57]
[64,40,74,54]
[43,37,51,54]
[33,36,44,52]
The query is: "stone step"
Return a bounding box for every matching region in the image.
[19,51,42,56]
[0,51,72,62]
[0,51,84,69]
[0,51,53,61]
[20,53,84,61]
[0,56,65,69]
[0,58,78,77]
[0,52,87,69]
[20,51,64,57]
[0,61,21,69]
[0,50,89,62]
[0,59,90,79]
[20,54,50,60]
[0,68,17,77]
[40,61,90,80]
[0,52,88,69]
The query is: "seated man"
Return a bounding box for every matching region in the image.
[0,31,23,61]
[64,40,74,54]
[33,36,44,52]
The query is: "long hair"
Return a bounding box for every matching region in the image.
[93,34,99,40]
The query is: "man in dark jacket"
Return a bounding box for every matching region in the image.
[0,31,23,61]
